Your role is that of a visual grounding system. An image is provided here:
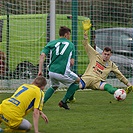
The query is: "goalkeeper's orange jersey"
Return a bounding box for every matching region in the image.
[1,84,44,121]
[82,39,128,85]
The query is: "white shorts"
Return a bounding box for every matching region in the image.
[49,71,78,88]
[18,119,32,130]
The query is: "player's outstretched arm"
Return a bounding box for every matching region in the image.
[82,19,96,57]
[82,19,92,35]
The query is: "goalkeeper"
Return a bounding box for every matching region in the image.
[60,20,133,107]
[79,19,132,93]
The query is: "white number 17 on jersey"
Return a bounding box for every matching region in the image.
[55,42,69,55]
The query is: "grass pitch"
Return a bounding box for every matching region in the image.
[0,90,132,133]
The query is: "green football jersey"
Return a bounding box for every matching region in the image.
[41,38,75,75]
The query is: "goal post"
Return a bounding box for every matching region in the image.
[72,0,78,73]
[50,0,55,41]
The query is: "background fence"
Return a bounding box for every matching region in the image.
[0,0,133,92]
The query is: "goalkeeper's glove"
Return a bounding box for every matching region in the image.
[82,19,92,34]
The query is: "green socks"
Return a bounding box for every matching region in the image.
[62,83,79,103]
[44,84,79,103]
[44,83,117,103]
[44,87,55,103]
[104,84,117,94]
[69,94,74,101]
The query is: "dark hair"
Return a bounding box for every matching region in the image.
[59,26,71,36]
[32,76,47,88]
[103,47,112,53]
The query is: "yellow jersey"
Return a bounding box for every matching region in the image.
[1,84,44,121]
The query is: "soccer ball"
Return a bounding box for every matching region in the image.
[114,89,126,101]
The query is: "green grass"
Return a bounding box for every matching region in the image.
[0,91,132,133]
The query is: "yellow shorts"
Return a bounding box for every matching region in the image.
[0,104,22,129]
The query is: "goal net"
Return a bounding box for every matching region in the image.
[0,0,132,92]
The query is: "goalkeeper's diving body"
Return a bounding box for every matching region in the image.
[60,19,133,109]
[0,76,48,133]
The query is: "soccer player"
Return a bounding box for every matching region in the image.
[0,76,48,133]
[80,19,132,92]
[60,20,133,107]
[38,26,80,110]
